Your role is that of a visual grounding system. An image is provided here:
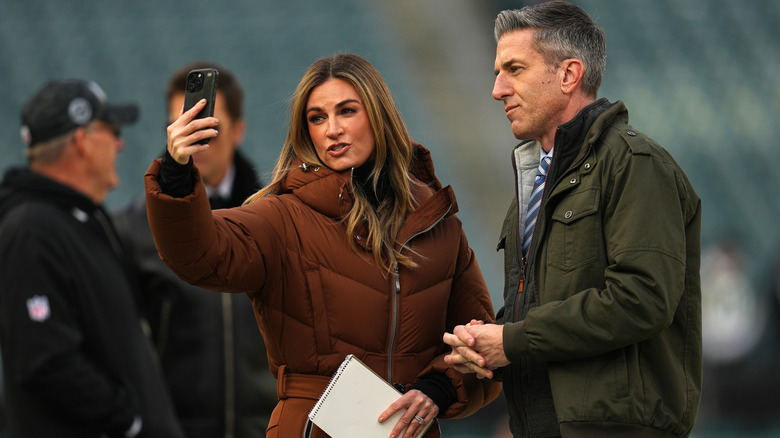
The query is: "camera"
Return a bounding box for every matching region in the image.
[186,72,204,93]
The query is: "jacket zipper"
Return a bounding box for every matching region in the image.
[510,148,529,437]
[386,204,453,383]
[388,263,401,380]
[513,261,529,437]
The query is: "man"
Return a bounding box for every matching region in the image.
[0,80,184,437]
[113,62,276,438]
[443,2,702,437]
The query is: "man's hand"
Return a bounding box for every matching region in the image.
[443,320,492,379]
[443,321,510,379]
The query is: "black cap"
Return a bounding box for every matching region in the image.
[20,79,139,147]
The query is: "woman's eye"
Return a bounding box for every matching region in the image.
[341,107,356,115]
[308,115,324,123]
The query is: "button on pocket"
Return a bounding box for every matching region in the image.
[547,188,600,272]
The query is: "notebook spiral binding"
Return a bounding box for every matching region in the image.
[308,354,356,419]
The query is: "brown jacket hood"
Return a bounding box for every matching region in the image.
[279,144,453,216]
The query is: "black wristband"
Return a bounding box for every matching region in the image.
[160,149,195,198]
[410,372,457,414]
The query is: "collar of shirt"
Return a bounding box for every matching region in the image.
[204,162,236,201]
[539,146,554,162]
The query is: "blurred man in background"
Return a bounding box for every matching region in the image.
[0,79,184,437]
[114,62,275,437]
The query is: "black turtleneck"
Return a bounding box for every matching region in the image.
[351,160,391,211]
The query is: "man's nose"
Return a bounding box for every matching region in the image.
[492,73,511,101]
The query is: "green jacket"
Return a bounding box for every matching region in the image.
[496,99,702,438]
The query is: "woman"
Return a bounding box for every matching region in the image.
[144,53,500,438]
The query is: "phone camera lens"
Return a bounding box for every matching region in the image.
[186,72,204,92]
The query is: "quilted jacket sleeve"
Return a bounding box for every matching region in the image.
[144,158,281,293]
[418,225,501,419]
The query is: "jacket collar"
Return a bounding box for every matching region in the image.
[547,98,618,186]
[279,157,351,218]
[230,149,263,206]
[0,167,101,220]
[277,144,458,246]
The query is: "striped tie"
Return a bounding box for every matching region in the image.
[522,155,551,257]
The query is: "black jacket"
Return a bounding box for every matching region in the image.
[113,150,277,438]
[0,168,184,438]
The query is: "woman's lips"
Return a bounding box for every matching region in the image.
[328,143,350,156]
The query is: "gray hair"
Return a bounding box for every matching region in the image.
[25,131,73,165]
[494,1,606,97]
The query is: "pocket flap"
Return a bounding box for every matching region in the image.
[550,188,599,224]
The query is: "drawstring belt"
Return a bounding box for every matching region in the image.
[276,364,332,400]
[276,365,332,438]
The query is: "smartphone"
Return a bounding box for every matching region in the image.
[183,67,219,143]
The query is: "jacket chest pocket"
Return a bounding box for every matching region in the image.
[546,187,600,272]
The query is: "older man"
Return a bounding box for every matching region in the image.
[0,80,183,437]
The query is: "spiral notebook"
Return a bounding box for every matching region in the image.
[308,354,433,438]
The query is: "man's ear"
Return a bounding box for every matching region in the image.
[70,127,91,157]
[560,58,585,94]
[232,118,246,149]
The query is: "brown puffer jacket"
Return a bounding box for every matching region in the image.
[144,145,500,437]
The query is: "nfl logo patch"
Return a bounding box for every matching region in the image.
[27,295,51,322]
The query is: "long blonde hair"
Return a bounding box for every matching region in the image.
[246,54,417,273]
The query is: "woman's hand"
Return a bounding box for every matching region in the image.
[378,389,438,438]
[166,98,219,165]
